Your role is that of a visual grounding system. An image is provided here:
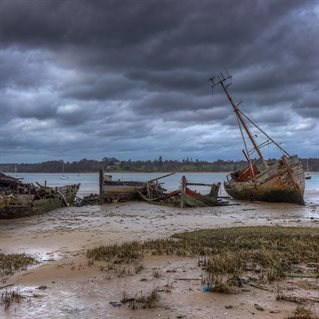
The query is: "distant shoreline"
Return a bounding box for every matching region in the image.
[1,158,318,173]
[4,170,231,174]
[3,170,319,174]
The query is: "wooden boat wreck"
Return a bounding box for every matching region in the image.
[101,173,172,202]
[210,73,305,204]
[0,173,80,219]
[79,172,221,207]
[138,176,221,207]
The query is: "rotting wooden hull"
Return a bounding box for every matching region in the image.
[0,184,80,219]
[224,155,305,204]
[138,181,221,207]
[180,186,220,207]
[103,181,146,202]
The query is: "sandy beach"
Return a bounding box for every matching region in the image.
[1,199,319,318]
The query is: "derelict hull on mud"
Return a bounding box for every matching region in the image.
[224,156,305,204]
[0,184,80,219]
[138,177,221,207]
[103,180,146,202]
[179,186,220,207]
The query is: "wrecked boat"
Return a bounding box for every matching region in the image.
[138,176,221,207]
[77,173,221,207]
[76,173,171,205]
[210,73,305,204]
[0,173,80,218]
[102,173,172,202]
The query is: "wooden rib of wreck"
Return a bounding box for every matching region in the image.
[138,176,221,207]
[0,173,80,219]
[210,72,305,204]
[102,173,173,202]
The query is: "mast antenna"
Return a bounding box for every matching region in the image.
[210,72,268,168]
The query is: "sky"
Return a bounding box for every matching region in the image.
[0,0,318,163]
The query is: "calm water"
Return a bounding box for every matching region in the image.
[5,171,319,204]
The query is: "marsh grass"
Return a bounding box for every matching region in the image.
[135,288,160,309]
[152,268,162,278]
[207,276,237,294]
[173,227,319,280]
[122,289,160,309]
[87,242,145,277]
[1,289,23,310]
[287,305,318,319]
[0,253,36,276]
[87,226,319,283]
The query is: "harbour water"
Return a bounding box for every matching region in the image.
[6,171,319,204]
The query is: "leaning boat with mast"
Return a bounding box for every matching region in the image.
[210,72,305,204]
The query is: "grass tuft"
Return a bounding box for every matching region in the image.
[135,288,160,309]
[207,276,237,294]
[1,289,23,310]
[121,288,160,309]
[287,305,318,319]
[0,253,36,276]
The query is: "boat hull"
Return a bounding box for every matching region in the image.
[180,185,220,207]
[103,181,146,202]
[224,156,305,204]
[0,184,80,219]
[138,179,221,207]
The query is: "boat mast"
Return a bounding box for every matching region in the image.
[210,73,267,168]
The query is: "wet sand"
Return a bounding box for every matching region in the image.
[1,199,319,318]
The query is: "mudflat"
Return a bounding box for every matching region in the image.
[1,200,319,318]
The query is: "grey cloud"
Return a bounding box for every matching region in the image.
[0,0,318,162]
[292,93,319,118]
[61,73,145,101]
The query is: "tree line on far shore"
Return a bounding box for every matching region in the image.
[0,157,318,173]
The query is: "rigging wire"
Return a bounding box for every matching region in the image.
[238,110,290,157]
[236,113,255,177]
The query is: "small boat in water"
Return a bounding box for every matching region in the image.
[305,159,311,180]
[210,72,305,204]
[0,173,80,218]
[13,164,24,180]
[60,162,68,179]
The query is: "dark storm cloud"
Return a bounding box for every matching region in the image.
[293,93,319,118]
[61,73,145,101]
[126,69,207,94]
[0,0,318,162]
